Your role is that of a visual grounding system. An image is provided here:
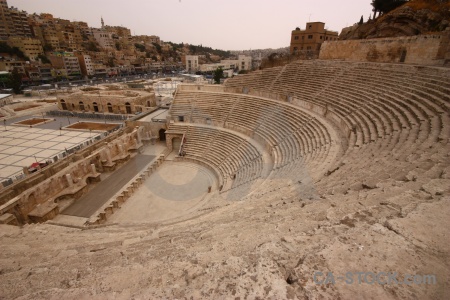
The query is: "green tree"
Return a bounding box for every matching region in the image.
[152,43,162,53]
[7,68,22,94]
[0,42,28,60]
[37,54,50,64]
[43,43,54,52]
[371,0,408,18]
[107,57,115,67]
[134,43,145,52]
[85,41,100,52]
[359,15,364,25]
[213,67,223,84]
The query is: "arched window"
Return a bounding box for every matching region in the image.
[79,101,85,111]
[125,102,132,114]
[93,102,99,112]
[60,99,67,110]
[107,102,113,113]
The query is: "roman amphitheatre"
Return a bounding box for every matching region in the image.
[1,23,450,300]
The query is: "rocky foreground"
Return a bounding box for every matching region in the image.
[0,177,449,299]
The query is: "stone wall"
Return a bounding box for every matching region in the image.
[0,127,146,225]
[319,33,449,66]
[178,84,225,93]
[58,90,156,114]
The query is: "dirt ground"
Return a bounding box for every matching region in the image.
[15,118,51,125]
[66,122,118,131]
[13,104,41,111]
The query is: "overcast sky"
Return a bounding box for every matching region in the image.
[9,0,373,50]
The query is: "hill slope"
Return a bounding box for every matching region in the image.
[340,0,450,39]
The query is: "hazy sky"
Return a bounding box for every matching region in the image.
[9,0,373,50]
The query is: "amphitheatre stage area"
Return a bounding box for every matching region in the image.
[0,58,449,299]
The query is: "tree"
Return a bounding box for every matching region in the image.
[359,15,364,25]
[37,54,50,64]
[371,0,408,18]
[152,42,162,53]
[43,43,54,52]
[134,43,145,52]
[7,68,22,94]
[213,67,223,84]
[85,41,100,52]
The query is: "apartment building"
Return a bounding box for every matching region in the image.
[92,28,114,49]
[7,37,43,61]
[48,52,81,79]
[184,55,199,73]
[200,55,253,73]
[0,0,31,39]
[290,22,339,54]
[76,53,94,77]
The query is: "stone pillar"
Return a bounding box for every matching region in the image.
[91,164,96,174]
[66,174,73,186]
[105,149,113,165]
[136,126,142,144]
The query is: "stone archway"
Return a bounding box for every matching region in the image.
[125,102,132,114]
[107,102,113,113]
[93,102,99,112]
[159,128,166,141]
[60,99,67,110]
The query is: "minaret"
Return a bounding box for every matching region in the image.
[101,17,104,28]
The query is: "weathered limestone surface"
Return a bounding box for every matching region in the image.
[0,61,449,299]
[319,33,448,65]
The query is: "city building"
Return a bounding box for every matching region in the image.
[221,55,252,71]
[184,55,199,73]
[76,53,94,77]
[0,0,31,39]
[0,0,13,39]
[8,6,31,37]
[48,52,81,79]
[92,28,114,49]
[7,37,43,61]
[290,22,339,54]
[199,55,253,73]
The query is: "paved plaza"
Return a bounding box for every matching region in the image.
[0,125,102,183]
[62,154,156,218]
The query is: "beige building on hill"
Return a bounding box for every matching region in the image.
[92,28,114,49]
[290,22,339,54]
[184,55,199,73]
[7,37,43,61]
[76,54,95,77]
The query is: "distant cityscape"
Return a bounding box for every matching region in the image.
[0,0,281,88]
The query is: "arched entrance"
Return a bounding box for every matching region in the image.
[93,102,99,112]
[159,128,166,141]
[125,102,132,114]
[79,101,85,111]
[107,102,113,113]
[60,99,67,110]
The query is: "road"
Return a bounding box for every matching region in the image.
[62,154,155,218]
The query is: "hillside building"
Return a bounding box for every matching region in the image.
[290,22,339,54]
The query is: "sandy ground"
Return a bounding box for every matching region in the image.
[108,161,215,224]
